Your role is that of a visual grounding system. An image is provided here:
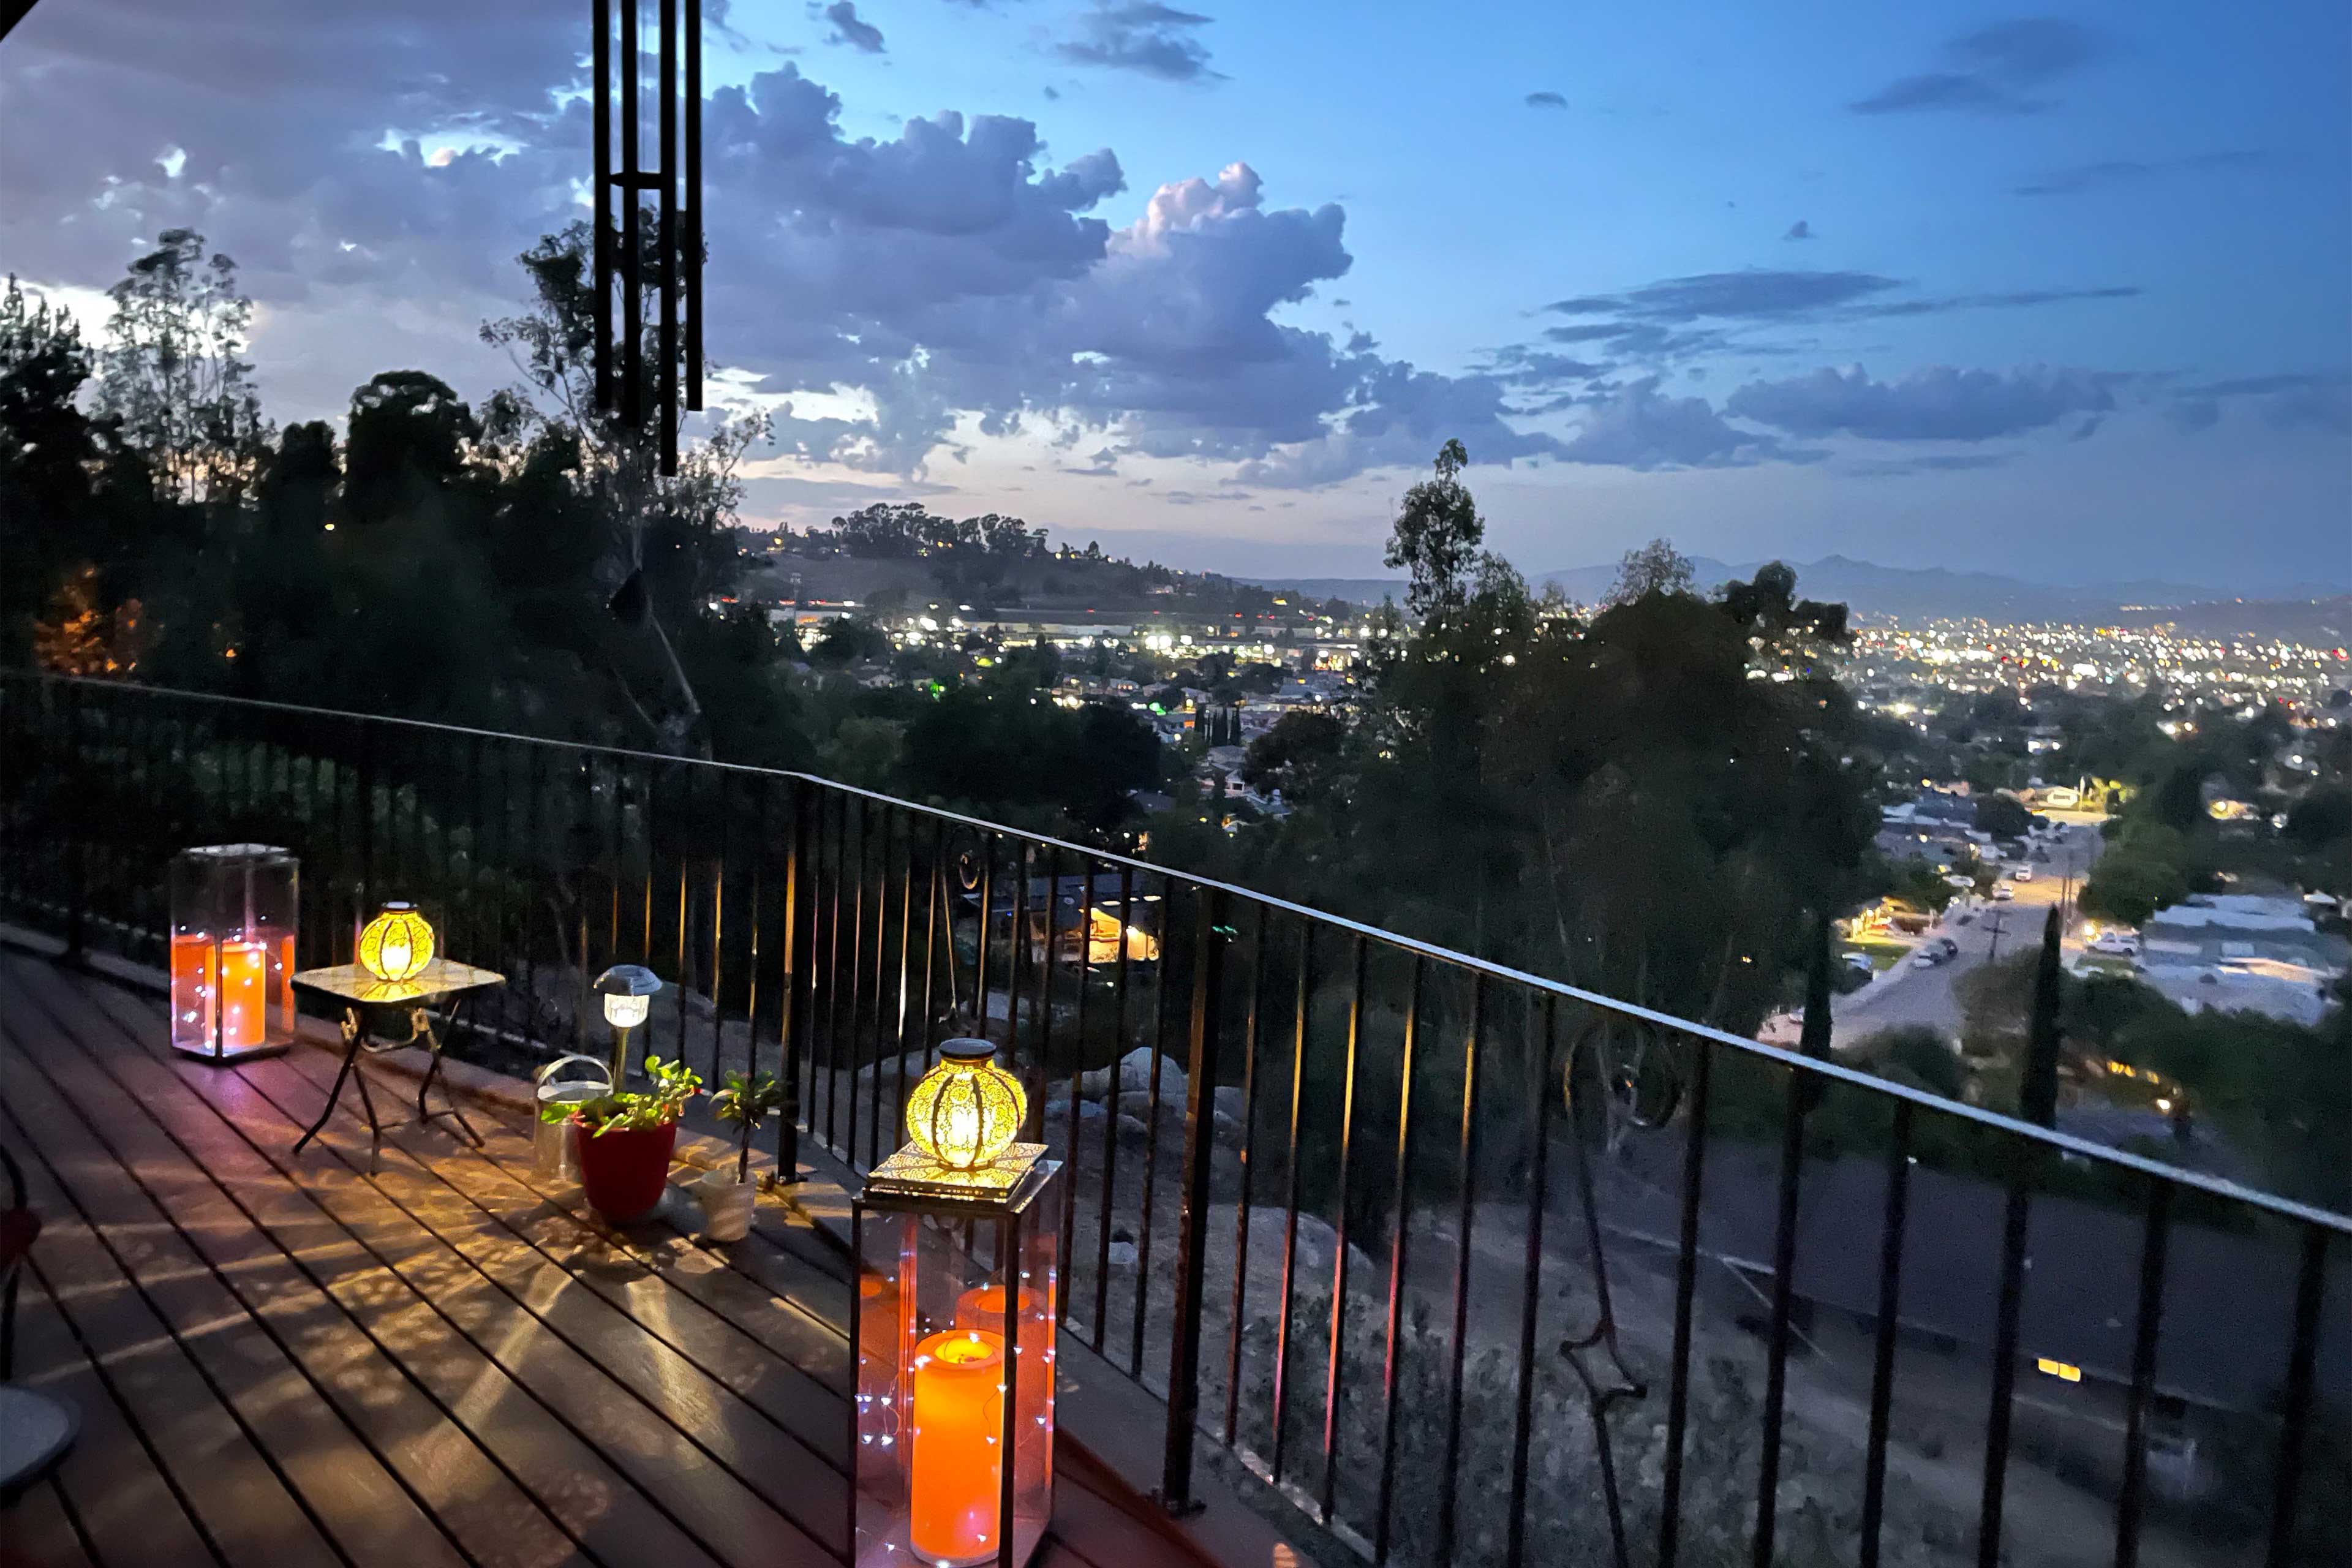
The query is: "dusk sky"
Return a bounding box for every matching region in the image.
[4,1,2347,590]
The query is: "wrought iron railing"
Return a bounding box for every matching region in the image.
[1,668,2345,1568]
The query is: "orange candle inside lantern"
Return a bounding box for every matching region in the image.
[958,1284,1052,1480]
[170,932,217,1042]
[219,938,269,1051]
[910,1328,1005,1565]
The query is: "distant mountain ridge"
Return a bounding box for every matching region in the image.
[1252,554,2346,625]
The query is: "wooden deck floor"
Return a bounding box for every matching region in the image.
[0,952,1210,1568]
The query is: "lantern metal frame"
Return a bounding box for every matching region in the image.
[852,1148,1061,1568]
[167,844,299,1063]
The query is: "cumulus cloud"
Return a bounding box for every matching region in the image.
[1525,91,1567,109]
[1555,378,1793,470]
[6,3,1561,488]
[1726,364,2117,441]
[2169,373,2352,436]
[1057,2,1221,82]
[823,2,886,53]
[2010,149,2266,197]
[1851,18,2105,117]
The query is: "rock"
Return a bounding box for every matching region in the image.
[1115,1113,1152,1145]
[1106,1239,1139,1267]
[1080,1046,1186,1104]
[1212,1085,1245,1123]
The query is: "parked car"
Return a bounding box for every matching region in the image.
[2090,930,2139,956]
[1939,937,1960,957]
[1992,883,2015,900]
[2010,865,2034,882]
[1843,952,1875,975]
[1910,951,1940,970]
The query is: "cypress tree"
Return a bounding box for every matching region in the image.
[2019,905,2064,1127]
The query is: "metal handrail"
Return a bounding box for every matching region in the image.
[2,667,2342,1568]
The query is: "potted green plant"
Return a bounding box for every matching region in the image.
[546,1055,701,1224]
[699,1069,786,1242]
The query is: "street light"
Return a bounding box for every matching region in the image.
[594,964,663,1079]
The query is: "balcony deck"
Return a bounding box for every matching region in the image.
[0,950,1213,1568]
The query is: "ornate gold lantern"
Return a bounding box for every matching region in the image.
[356,900,435,984]
[902,1038,1026,1172]
[854,1039,1058,1568]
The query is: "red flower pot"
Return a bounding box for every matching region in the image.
[572,1117,679,1224]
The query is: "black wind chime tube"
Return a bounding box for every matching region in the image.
[685,0,703,413]
[658,0,679,477]
[619,0,643,431]
[592,0,612,412]
[592,0,701,473]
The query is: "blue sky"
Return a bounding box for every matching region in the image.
[4,1,2346,590]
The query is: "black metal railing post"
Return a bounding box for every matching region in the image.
[62,677,86,965]
[776,778,808,1183]
[1159,884,1232,1513]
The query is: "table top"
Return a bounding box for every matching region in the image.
[290,960,505,1006]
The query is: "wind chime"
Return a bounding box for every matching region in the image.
[592,0,703,477]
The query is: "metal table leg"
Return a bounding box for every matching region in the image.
[292,1009,368,1155]
[413,1001,484,1149]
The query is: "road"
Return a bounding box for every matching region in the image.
[1830,818,2102,1053]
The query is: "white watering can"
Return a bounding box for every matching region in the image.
[532,1055,612,1181]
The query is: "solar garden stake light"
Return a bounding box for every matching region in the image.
[594,963,662,1080]
[852,1038,1061,1568]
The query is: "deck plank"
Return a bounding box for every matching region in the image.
[0,1024,470,1568]
[3,1477,100,1568]
[7,959,731,1568]
[0,1079,342,1568]
[6,1268,213,1568]
[262,1036,854,1436]
[36,962,843,1568]
[5,995,581,1568]
[214,1046,853,1555]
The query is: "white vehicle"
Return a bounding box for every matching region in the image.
[1910,951,1939,970]
[2010,865,2034,883]
[2090,930,2139,956]
[1992,884,2015,901]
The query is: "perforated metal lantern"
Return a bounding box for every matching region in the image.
[168,845,298,1061]
[902,1038,1026,1173]
[853,1142,1060,1568]
[356,900,435,983]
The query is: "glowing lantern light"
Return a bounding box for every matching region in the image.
[902,1038,1025,1172]
[356,901,435,983]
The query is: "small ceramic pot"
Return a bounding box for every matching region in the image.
[696,1167,756,1242]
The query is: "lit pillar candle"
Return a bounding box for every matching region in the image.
[219,938,268,1050]
[957,1284,1050,1477]
[909,1328,1005,1565]
[170,932,216,1047]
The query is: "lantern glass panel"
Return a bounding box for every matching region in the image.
[853,1163,1060,1568]
[168,845,299,1060]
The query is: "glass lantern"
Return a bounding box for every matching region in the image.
[168,845,298,1061]
[853,1145,1061,1568]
